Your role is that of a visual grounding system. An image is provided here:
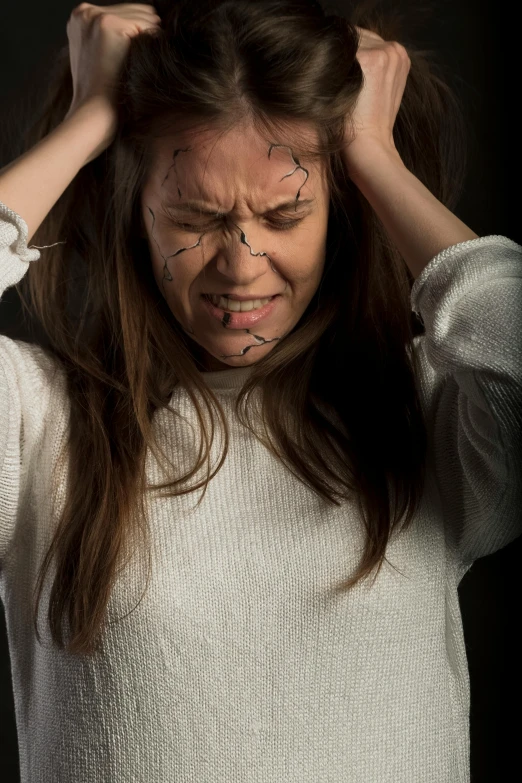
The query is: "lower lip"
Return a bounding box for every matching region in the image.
[200,294,281,328]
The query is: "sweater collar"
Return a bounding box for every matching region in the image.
[196,365,255,390]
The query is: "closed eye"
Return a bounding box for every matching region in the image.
[171,218,303,232]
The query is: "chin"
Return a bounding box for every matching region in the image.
[204,354,254,372]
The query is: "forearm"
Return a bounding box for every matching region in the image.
[0,98,115,245]
[344,141,479,281]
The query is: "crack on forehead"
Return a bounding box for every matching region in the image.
[268,144,309,212]
[160,147,192,194]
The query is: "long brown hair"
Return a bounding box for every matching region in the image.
[13,0,468,656]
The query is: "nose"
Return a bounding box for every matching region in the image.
[215,220,275,284]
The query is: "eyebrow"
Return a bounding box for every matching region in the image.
[161,197,315,216]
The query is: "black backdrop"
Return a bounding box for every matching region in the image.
[0,2,520,782]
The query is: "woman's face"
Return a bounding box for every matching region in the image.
[140,121,330,371]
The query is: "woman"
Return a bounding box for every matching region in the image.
[0,1,520,781]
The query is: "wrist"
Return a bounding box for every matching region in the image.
[343,137,404,184]
[62,97,118,167]
[64,92,117,120]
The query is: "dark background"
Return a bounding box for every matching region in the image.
[0,1,520,781]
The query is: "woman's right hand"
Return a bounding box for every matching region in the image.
[64,3,161,137]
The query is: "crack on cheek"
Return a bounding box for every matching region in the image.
[147,204,205,336]
[158,147,198,334]
[160,147,192,194]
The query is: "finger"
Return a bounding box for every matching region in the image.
[106,3,160,10]
[355,26,385,42]
[73,4,159,20]
[103,7,160,21]
[93,9,161,27]
[104,5,160,17]
[111,11,161,22]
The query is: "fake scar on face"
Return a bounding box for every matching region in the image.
[146,144,309,359]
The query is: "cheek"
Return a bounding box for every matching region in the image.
[147,229,199,291]
[282,238,326,285]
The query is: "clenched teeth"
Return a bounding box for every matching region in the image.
[207,295,274,312]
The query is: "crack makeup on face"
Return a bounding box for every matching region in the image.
[160,146,191,193]
[146,143,310,360]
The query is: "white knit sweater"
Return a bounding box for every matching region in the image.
[1,197,521,782]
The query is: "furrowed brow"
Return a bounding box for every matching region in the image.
[161,197,315,216]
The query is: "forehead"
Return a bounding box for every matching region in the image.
[149,121,326,208]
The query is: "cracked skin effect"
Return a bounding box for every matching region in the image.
[147,144,307,358]
[141,123,328,369]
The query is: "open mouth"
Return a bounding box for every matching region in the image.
[201,293,281,328]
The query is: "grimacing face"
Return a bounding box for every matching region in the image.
[140,121,330,372]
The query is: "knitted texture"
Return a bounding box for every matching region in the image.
[1,198,521,782]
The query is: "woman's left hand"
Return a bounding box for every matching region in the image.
[343,26,411,167]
